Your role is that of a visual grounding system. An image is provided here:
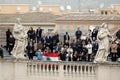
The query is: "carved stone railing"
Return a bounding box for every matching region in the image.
[0,59,120,80]
[26,61,97,80]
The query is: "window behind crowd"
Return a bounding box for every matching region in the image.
[48,29,54,34]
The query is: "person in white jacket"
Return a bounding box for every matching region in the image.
[66,46,73,61]
[86,41,92,61]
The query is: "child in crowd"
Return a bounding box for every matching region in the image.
[35,49,43,60]
[86,41,92,62]
[66,46,73,61]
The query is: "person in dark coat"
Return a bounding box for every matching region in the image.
[92,38,98,58]
[46,34,52,48]
[76,39,83,54]
[92,29,98,40]
[36,27,42,42]
[41,34,46,43]
[117,40,120,58]
[27,27,34,40]
[63,40,69,47]
[0,44,3,58]
[59,49,67,61]
[6,29,12,51]
[8,34,15,55]
[116,28,120,39]
[76,39,83,61]
[73,51,78,61]
[70,40,77,54]
[56,32,59,43]
[64,32,70,43]
[52,32,59,44]
[81,45,88,61]
[75,27,82,40]
[54,43,61,52]
[31,30,36,41]
[26,41,34,60]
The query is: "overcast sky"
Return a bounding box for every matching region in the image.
[0,0,120,11]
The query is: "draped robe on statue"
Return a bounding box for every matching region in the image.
[11,23,27,59]
[94,23,111,62]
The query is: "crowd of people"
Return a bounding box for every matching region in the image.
[4,26,120,62]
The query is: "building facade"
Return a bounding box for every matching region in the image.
[0,4,29,14]
[56,14,120,36]
[0,12,120,42]
[94,4,120,15]
[0,12,59,42]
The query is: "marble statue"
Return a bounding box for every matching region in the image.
[11,18,28,59]
[94,23,112,63]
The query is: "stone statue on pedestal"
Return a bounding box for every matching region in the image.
[11,18,28,59]
[94,23,112,63]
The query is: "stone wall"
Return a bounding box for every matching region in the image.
[0,59,120,80]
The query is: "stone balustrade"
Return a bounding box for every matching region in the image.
[0,59,120,80]
[26,61,96,80]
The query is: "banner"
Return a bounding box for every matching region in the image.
[42,53,59,61]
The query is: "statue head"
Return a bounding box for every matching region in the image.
[16,18,21,25]
[14,18,23,33]
[101,23,108,29]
